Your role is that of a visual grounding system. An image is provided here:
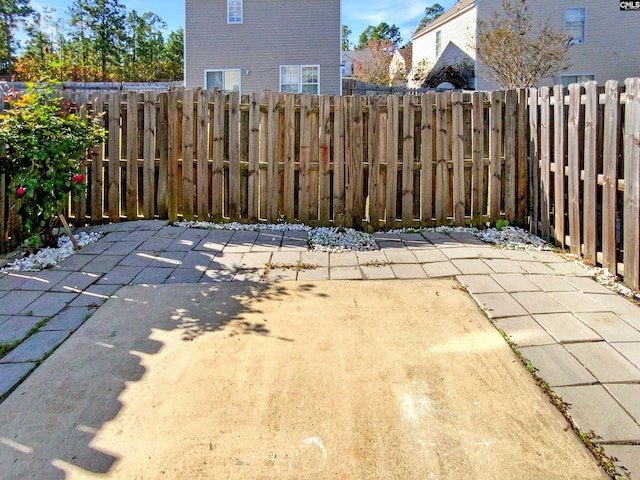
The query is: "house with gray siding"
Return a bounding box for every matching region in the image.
[411,0,640,91]
[185,0,341,95]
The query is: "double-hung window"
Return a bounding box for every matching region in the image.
[565,7,585,44]
[560,74,594,87]
[205,69,240,92]
[280,65,320,94]
[228,0,242,24]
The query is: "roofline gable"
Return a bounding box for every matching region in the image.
[412,0,477,40]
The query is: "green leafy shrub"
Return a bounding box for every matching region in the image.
[0,82,105,247]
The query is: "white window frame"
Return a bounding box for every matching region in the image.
[204,69,241,92]
[560,74,595,87]
[227,0,242,24]
[435,30,442,58]
[279,65,320,94]
[565,7,586,44]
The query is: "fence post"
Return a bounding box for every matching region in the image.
[452,91,465,226]
[488,91,502,225]
[402,94,415,228]
[516,88,528,227]
[583,82,598,264]
[471,91,485,227]
[528,88,539,235]
[552,85,565,248]
[421,92,435,227]
[107,91,122,222]
[567,83,582,257]
[385,94,399,228]
[602,80,619,275]
[623,78,640,290]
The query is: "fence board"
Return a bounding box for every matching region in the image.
[267,92,280,222]
[516,89,528,225]
[181,89,194,221]
[346,95,364,228]
[318,95,331,224]
[167,90,179,222]
[452,91,465,225]
[157,92,169,218]
[107,91,122,221]
[623,78,640,289]
[283,93,295,220]
[602,80,619,274]
[421,93,435,225]
[211,90,225,219]
[538,87,551,239]
[504,90,517,223]
[583,82,598,264]
[567,84,582,256]
[471,92,484,225]
[333,96,345,220]
[248,92,261,221]
[489,91,502,223]
[386,94,399,228]
[401,95,415,227]
[435,92,451,224]
[90,93,105,222]
[367,95,381,229]
[299,94,312,223]
[228,92,241,218]
[553,85,565,248]
[528,88,539,234]
[309,95,320,221]
[196,89,210,219]
[143,91,156,219]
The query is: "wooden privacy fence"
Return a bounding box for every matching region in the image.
[1,79,639,289]
[527,78,640,289]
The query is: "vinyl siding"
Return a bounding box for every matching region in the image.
[476,0,640,90]
[185,0,341,94]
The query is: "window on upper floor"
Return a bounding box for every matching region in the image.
[565,7,585,44]
[280,65,319,94]
[435,30,442,58]
[228,0,242,24]
[205,69,240,92]
[560,74,595,87]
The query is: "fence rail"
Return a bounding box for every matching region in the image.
[1,79,639,289]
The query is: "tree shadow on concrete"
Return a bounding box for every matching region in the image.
[0,279,324,479]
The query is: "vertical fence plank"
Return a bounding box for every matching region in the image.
[435,92,451,224]
[333,96,345,220]
[516,88,528,226]
[489,91,502,224]
[228,92,241,219]
[283,93,296,220]
[583,82,598,264]
[367,95,381,229]
[386,94,399,228]
[528,88,539,234]
[421,92,435,226]
[567,83,582,256]
[299,93,311,223]
[167,90,179,222]
[623,78,640,289]
[402,94,415,227]
[211,90,225,219]
[504,90,517,223]
[142,91,156,219]
[126,93,139,220]
[553,85,565,248]
[602,80,619,275]
[90,93,105,222]
[538,87,551,239]
[318,95,331,224]
[157,92,169,218]
[452,91,465,225]
[267,92,280,222]
[309,95,319,221]
[196,89,210,219]
[107,91,122,222]
[248,92,261,221]
[471,91,485,226]
[346,95,364,228]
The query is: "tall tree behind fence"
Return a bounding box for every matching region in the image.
[1,80,639,289]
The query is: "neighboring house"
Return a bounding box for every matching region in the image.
[389,48,412,86]
[185,0,341,95]
[411,0,640,91]
[341,50,371,77]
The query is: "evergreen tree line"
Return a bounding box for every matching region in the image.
[1,0,184,82]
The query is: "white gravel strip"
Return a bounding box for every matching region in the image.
[0,232,103,272]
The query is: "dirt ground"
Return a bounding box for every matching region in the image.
[0,280,607,479]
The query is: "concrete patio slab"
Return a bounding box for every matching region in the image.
[564,342,640,383]
[494,315,556,347]
[533,313,603,343]
[518,344,597,386]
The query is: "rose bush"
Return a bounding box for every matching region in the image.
[0,82,105,247]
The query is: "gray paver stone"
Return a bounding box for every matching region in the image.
[0,316,45,343]
[19,292,77,317]
[0,363,36,398]
[384,250,419,264]
[421,261,461,278]
[440,247,480,260]
[612,342,640,369]
[494,316,556,347]
[483,259,526,274]
[132,267,174,285]
[104,241,143,256]
[122,230,157,242]
[301,252,330,267]
[239,252,272,270]
[390,264,428,279]
[511,291,568,315]
[620,313,640,331]
[18,270,71,291]
[604,445,640,479]
[560,276,616,294]
[176,251,215,269]
[0,330,69,363]
[210,253,244,271]
[604,384,640,424]
[81,254,125,274]
[329,266,362,280]
[329,252,359,267]
[451,259,494,275]
[42,307,96,332]
[165,269,205,284]
[120,251,155,267]
[565,342,640,383]
[591,294,640,316]
[52,271,100,293]
[360,265,395,280]
[97,266,144,285]
[553,385,640,442]
[297,267,329,281]
[53,254,95,271]
[519,344,597,386]
[472,292,528,319]
[533,313,602,343]
[575,312,640,342]
[69,284,122,307]
[0,273,29,290]
[457,275,504,294]
[513,261,556,275]
[270,251,302,265]
[527,275,578,292]
[1,290,43,315]
[356,250,388,264]
[549,291,612,313]
[491,274,540,293]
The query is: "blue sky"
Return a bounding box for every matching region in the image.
[27,0,457,46]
